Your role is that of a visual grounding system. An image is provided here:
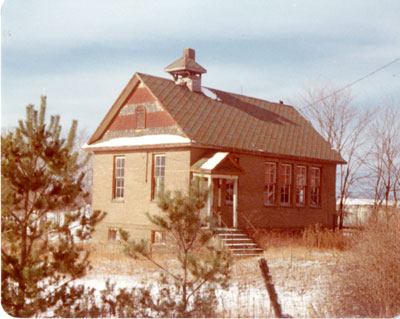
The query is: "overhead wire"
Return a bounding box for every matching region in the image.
[297,57,400,112]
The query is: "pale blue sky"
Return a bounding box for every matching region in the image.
[2,0,400,134]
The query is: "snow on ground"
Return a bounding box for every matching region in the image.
[78,256,335,317]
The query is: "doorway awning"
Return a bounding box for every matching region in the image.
[191,152,243,229]
[190,152,244,176]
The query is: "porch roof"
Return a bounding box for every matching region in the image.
[191,152,244,176]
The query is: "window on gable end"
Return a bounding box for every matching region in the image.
[136,106,146,129]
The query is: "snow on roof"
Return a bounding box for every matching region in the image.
[201,152,229,170]
[202,87,220,101]
[83,134,191,149]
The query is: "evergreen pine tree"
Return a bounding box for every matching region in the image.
[121,178,232,317]
[1,96,105,317]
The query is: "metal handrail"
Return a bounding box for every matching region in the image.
[239,213,258,234]
[214,210,235,232]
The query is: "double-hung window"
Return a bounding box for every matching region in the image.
[152,154,165,199]
[264,162,277,205]
[114,156,125,199]
[310,167,321,207]
[280,164,292,205]
[296,166,307,206]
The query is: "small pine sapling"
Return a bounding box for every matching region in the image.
[120,178,232,317]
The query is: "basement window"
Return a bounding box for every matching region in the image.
[108,228,118,241]
[151,230,166,244]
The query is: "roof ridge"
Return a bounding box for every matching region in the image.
[138,73,294,109]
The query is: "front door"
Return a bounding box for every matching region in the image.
[216,178,236,228]
[198,176,238,229]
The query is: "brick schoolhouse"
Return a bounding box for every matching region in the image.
[84,48,345,242]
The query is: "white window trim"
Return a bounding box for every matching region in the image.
[264,162,277,205]
[310,167,321,207]
[108,227,119,241]
[153,154,166,199]
[114,156,125,199]
[280,164,292,206]
[296,165,307,206]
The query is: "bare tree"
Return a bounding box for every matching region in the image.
[299,84,372,229]
[368,104,400,208]
[395,165,400,206]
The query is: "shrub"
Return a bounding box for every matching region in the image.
[327,212,400,317]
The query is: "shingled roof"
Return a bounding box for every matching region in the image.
[87,71,345,164]
[137,73,344,163]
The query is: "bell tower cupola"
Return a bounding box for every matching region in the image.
[164,48,207,93]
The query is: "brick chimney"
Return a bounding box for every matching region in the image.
[164,48,207,93]
[184,48,195,60]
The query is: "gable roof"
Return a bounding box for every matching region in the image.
[87,72,345,164]
[191,152,244,175]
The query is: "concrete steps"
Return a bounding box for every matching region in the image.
[215,228,264,257]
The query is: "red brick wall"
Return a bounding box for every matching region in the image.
[237,153,337,228]
[146,112,175,128]
[190,148,337,229]
[126,87,154,104]
[109,112,176,131]
[107,84,177,133]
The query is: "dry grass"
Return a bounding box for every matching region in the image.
[252,226,351,260]
[301,224,350,250]
[84,235,341,317]
[215,253,337,317]
[83,218,400,317]
[325,212,400,318]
